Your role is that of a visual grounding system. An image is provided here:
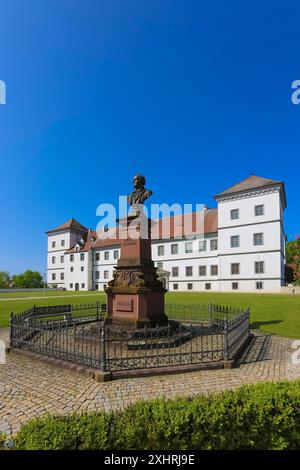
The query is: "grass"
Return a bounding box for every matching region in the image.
[0,292,106,327]
[0,290,299,338]
[0,290,100,298]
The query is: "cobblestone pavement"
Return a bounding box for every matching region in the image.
[0,327,299,437]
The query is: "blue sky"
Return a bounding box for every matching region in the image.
[0,0,299,274]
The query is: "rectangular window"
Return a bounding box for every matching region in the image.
[172,267,179,277]
[81,283,85,289]
[255,261,265,274]
[52,273,56,280]
[51,241,56,248]
[173,283,178,290]
[231,263,240,275]
[255,205,264,216]
[52,256,56,264]
[60,273,64,280]
[231,235,240,248]
[211,265,218,276]
[104,270,109,279]
[210,239,218,251]
[95,253,100,261]
[80,253,85,261]
[171,243,178,255]
[103,284,107,290]
[254,233,264,246]
[199,240,207,251]
[185,242,193,253]
[104,251,109,260]
[232,282,239,290]
[256,281,263,290]
[114,250,119,259]
[199,265,206,276]
[70,267,74,272]
[157,245,164,256]
[205,283,211,290]
[70,254,74,262]
[81,266,84,272]
[157,262,163,269]
[186,266,193,277]
[94,284,98,290]
[187,283,193,290]
[96,271,100,279]
[60,256,64,263]
[61,239,65,247]
[70,283,73,288]
[231,209,239,220]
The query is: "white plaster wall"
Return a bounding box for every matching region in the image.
[64,251,89,291]
[92,246,120,290]
[217,190,281,228]
[47,229,88,287]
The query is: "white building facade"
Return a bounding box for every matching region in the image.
[46,176,287,293]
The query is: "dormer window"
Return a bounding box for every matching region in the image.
[75,244,80,252]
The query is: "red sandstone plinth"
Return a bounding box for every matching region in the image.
[105,214,167,327]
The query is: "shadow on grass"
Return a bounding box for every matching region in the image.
[250,320,283,330]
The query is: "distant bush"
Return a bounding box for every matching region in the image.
[12,380,300,450]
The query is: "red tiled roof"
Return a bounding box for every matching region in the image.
[46,218,88,234]
[79,209,218,251]
[152,209,218,240]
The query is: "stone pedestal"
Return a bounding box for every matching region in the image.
[105,214,168,327]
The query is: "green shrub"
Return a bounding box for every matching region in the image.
[13,380,300,450]
[0,434,6,450]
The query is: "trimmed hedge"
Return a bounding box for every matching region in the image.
[0,434,6,450]
[11,380,300,450]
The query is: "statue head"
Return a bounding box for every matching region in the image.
[133,174,146,190]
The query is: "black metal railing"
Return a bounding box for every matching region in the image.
[10,302,250,372]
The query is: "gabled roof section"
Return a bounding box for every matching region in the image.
[46,218,88,234]
[65,229,98,253]
[214,175,287,208]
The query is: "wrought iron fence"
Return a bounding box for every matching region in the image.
[10,302,250,373]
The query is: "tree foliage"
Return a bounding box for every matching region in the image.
[286,237,300,285]
[0,271,11,288]
[12,270,44,288]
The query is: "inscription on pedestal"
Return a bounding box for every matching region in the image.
[116,300,133,312]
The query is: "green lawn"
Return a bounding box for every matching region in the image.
[0,292,106,327]
[0,290,299,339]
[0,290,101,299]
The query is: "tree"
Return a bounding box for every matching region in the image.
[12,270,44,288]
[0,271,11,288]
[286,237,300,285]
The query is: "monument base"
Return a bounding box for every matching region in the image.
[105,213,168,328]
[106,287,168,328]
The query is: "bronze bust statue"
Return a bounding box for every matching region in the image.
[127,174,152,206]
